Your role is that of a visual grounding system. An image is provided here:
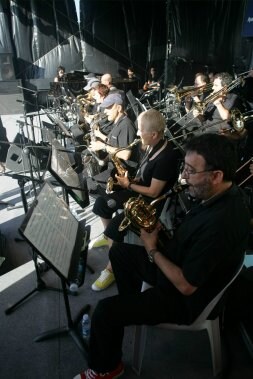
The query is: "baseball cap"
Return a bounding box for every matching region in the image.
[100,93,123,108]
[84,78,100,91]
[86,72,95,78]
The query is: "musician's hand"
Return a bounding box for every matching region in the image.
[89,140,106,151]
[192,108,200,118]
[143,82,149,91]
[140,223,162,252]
[192,95,201,103]
[115,171,129,188]
[213,97,224,106]
[219,127,229,135]
[85,115,93,124]
[94,129,103,139]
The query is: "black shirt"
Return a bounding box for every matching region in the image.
[158,184,251,323]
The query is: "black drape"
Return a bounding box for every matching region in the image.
[0,0,251,87]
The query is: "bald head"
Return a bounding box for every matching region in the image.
[101,73,112,86]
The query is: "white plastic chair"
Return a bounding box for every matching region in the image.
[132,255,245,377]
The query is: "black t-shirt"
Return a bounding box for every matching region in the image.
[202,93,240,133]
[139,139,182,194]
[107,115,136,148]
[158,184,251,323]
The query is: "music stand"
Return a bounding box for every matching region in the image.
[6,182,90,357]
[49,138,90,209]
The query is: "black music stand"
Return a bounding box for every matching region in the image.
[5,182,91,357]
[4,249,62,314]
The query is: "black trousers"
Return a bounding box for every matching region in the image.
[88,242,186,373]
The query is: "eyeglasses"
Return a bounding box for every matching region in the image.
[181,163,214,176]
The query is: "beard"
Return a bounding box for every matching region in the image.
[187,175,213,200]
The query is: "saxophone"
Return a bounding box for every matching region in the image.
[106,138,140,194]
[83,113,108,143]
[118,183,189,234]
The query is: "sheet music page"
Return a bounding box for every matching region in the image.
[22,182,78,278]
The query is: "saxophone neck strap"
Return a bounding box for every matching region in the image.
[149,139,168,161]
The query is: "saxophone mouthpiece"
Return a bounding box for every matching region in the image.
[174,182,189,192]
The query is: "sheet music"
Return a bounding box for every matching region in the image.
[22,182,78,278]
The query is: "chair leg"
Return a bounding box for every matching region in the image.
[132,324,147,376]
[206,318,223,377]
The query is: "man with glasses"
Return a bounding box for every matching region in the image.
[74,133,250,379]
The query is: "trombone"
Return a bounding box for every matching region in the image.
[196,76,244,113]
[236,157,253,187]
[174,83,213,102]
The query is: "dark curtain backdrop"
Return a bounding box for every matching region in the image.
[0,0,252,86]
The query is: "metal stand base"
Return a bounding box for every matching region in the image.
[34,278,90,358]
[5,274,61,315]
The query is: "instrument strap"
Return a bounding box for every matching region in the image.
[135,140,167,179]
[149,139,168,161]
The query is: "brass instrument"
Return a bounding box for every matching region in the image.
[106,139,140,194]
[175,83,213,102]
[196,76,244,113]
[82,113,109,176]
[118,183,189,233]
[83,113,108,143]
[76,94,96,121]
[76,92,96,105]
[230,109,253,133]
[236,157,253,187]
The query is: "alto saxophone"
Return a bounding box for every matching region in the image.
[118,183,189,234]
[106,139,140,194]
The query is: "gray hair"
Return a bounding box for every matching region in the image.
[138,109,165,135]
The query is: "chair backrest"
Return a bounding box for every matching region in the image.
[192,253,245,325]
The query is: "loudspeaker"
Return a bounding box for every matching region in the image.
[0,51,15,81]
[5,133,49,172]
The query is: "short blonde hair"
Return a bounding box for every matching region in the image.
[138,109,165,135]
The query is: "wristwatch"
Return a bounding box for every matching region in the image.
[147,248,159,263]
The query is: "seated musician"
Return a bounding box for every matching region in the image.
[78,78,101,125]
[53,65,66,82]
[184,72,210,114]
[90,108,182,291]
[73,133,250,379]
[92,84,113,135]
[143,67,160,91]
[173,72,211,137]
[126,66,137,80]
[84,93,139,191]
[101,73,118,93]
[141,66,162,105]
[185,72,246,139]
